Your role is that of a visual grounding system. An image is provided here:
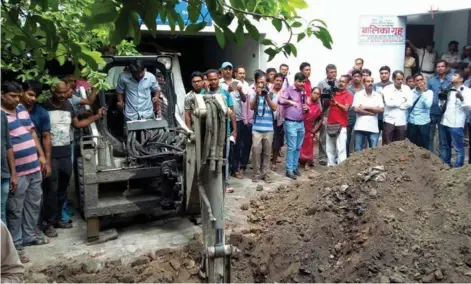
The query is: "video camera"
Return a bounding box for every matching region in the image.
[261,85,270,97]
[438,84,454,101]
[321,80,339,99]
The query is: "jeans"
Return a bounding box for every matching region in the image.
[346,125,354,157]
[429,115,441,156]
[317,116,328,162]
[284,120,305,172]
[407,123,430,149]
[354,131,379,152]
[42,156,73,225]
[6,171,43,247]
[468,123,471,164]
[1,178,10,225]
[252,131,274,176]
[231,121,252,172]
[326,127,348,166]
[439,125,465,167]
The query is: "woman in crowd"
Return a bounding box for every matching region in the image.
[299,87,322,170]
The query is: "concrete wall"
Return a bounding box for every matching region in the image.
[223,36,261,83]
[407,10,471,55]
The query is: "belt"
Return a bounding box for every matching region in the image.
[421,70,434,74]
[285,118,303,123]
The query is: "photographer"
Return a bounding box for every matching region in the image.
[249,72,277,183]
[325,75,353,166]
[316,64,339,166]
[439,70,471,168]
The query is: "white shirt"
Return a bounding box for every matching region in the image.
[441,85,471,128]
[441,52,461,65]
[383,84,413,126]
[352,90,384,133]
[220,78,243,121]
[415,48,436,72]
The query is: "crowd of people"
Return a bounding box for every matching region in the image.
[1,44,471,268]
[184,52,471,190]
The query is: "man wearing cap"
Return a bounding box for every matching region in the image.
[441,41,460,69]
[219,62,247,177]
[407,40,437,81]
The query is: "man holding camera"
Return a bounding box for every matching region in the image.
[249,72,277,183]
[278,72,309,179]
[317,64,339,166]
[382,71,413,145]
[407,74,434,149]
[438,70,471,168]
[325,75,353,166]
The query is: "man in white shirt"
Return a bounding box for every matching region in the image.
[441,41,461,69]
[438,70,471,167]
[382,71,413,145]
[352,76,384,152]
[407,40,437,81]
[407,74,434,149]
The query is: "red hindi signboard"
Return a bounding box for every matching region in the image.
[359,16,406,45]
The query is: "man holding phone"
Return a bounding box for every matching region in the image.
[407,74,434,149]
[219,62,247,177]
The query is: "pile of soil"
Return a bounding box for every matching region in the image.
[26,240,204,283]
[231,141,471,283]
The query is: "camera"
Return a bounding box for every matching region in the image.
[261,85,270,97]
[438,84,454,101]
[321,80,339,99]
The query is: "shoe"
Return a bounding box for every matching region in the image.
[54,221,73,229]
[319,160,327,166]
[44,225,58,238]
[293,169,301,176]
[286,171,297,180]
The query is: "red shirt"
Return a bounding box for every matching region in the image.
[304,79,312,97]
[327,89,354,127]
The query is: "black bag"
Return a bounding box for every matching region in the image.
[326,123,342,137]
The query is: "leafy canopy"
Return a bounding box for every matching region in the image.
[1,0,332,89]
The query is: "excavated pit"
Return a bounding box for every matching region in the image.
[27,141,471,283]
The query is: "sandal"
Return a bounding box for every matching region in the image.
[44,225,58,238]
[19,254,30,264]
[23,237,49,247]
[235,170,244,179]
[252,176,259,183]
[16,248,25,255]
[225,187,234,193]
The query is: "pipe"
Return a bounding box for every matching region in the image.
[198,184,216,222]
[209,100,218,172]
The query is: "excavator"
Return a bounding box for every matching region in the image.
[75,55,235,282]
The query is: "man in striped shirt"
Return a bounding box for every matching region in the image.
[1,81,48,263]
[249,71,277,183]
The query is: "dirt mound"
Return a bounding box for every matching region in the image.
[26,241,204,283]
[231,141,471,283]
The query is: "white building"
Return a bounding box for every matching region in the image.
[144,0,471,86]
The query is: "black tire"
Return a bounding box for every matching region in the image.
[76,157,85,219]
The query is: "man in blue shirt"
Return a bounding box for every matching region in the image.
[116,60,161,121]
[426,60,453,156]
[407,74,434,149]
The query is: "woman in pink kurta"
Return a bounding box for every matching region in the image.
[299,87,322,170]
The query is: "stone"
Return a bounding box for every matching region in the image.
[369,188,378,197]
[434,269,444,280]
[240,203,249,211]
[131,257,150,267]
[169,259,181,271]
[256,185,264,191]
[379,275,390,283]
[177,269,191,282]
[422,273,435,283]
[389,273,404,283]
[82,261,104,273]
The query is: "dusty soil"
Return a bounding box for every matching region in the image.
[27,141,471,283]
[231,141,471,283]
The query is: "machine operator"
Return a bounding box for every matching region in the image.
[116,59,161,121]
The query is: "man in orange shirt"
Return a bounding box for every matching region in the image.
[325,75,354,166]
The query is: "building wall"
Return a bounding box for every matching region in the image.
[255,0,471,84]
[407,10,470,55]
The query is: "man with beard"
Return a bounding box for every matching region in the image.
[41,82,104,237]
[373,66,393,139]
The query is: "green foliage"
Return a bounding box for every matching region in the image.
[1,0,332,89]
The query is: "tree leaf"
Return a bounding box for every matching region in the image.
[111,10,131,45]
[234,23,244,45]
[229,0,245,10]
[314,26,333,49]
[215,26,225,49]
[297,33,305,42]
[79,47,105,70]
[185,21,207,33]
[187,0,202,23]
[139,0,160,37]
[244,20,259,41]
[291,21,302,28]
[287,43,297,56]
[272,18,282,32]
[289,0,308,9]
[84,0,118,26]
[223,27,236,43]
[261,39,273,46]
[56,43,67,65]
[264,47,277,62]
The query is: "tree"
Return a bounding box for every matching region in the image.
[1,0,332,88]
